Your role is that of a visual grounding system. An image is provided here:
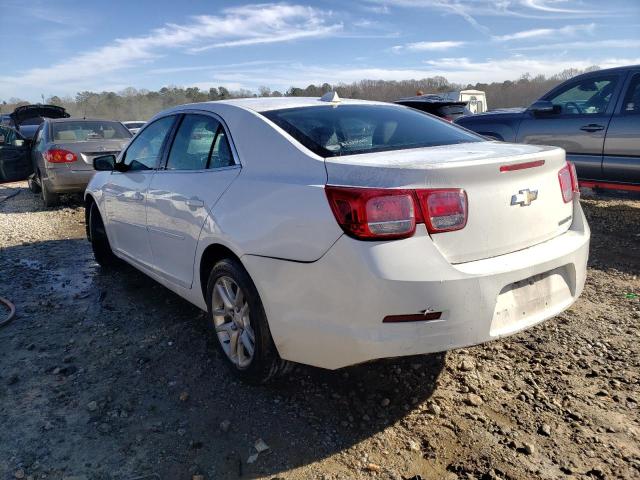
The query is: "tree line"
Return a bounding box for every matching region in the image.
[1,67,599,121]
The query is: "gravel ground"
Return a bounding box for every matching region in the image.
[0,181,638,480]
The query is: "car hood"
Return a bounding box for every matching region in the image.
[10,105,70,126]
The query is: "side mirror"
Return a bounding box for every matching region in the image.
[93,154,116,171]
[529,100,558,115]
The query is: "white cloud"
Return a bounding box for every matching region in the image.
[512,38,640,51]
[421,56,640,83]
[392,41,467,52]
[493,23,595,41]
[0,3,342,98]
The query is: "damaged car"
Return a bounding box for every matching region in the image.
[85,93,590,383]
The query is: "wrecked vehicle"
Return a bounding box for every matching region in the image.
[84,93,590,383]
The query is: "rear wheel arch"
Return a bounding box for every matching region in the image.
[199,243,243,302]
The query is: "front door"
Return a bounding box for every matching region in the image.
[104,115,177,267]
[146,113,240,288]
[516,74,623,180]
[0,126,33,183]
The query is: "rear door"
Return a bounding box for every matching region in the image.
[602,71,640,184]
[0,126,33,183]
[104,115,177,267]
[516,73,624,180]
[146,112,240,288]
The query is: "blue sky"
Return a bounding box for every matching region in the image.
[1,0,639,101]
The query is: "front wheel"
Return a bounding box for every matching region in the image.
[88,202,120,268]
[206,258,291,383]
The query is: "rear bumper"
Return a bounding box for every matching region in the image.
[44,168,94,193]
[243,198,590,370]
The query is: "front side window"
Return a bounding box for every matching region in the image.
[123,116,175,171]
[262,104,482,157]
[0,126,16,145]
[52,121,131,142]
[547,76,618,115]
[622,74,640,114]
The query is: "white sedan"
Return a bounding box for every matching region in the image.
[85,94,590,383]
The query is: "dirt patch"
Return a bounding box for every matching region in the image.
[1,182,638,480]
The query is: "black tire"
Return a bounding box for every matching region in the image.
[40,173,59,207]
[206,258,291,384]
[89,202,120,268]
[28,175,41,193]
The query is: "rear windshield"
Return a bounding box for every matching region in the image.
[52,121,131,142]
[262,104,482,157]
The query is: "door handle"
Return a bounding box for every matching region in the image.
[185,197,204,208]
[580,124,604,132]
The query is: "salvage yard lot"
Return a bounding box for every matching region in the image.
[0,181,638,480]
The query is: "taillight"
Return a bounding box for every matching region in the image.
[558,162,577,203]
[325,186,468,240]
[44,149,77,163]
[325,186,416,239]
[568,161,579,192]
[415,189,468,233]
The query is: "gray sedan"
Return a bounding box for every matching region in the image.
[456,64,640,189]
[31,118,132,206]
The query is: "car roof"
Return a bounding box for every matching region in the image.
[186,96,390,113]
[579,64,640,76]
[47,117,121,123]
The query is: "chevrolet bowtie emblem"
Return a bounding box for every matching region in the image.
[511,188,538,207]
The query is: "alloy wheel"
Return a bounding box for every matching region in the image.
[211,276,255,369]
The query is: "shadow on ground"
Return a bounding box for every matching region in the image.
[0,238,445,480]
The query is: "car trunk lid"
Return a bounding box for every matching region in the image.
[324,142,573,264]
[50,139,128,171]
[10,105,69,126]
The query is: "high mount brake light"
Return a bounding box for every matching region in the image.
[44,149,77,163]
[325,186,468,240]
[558,162,578,203]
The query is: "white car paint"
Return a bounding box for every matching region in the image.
[86,97,590,370]
[122,120,146,135]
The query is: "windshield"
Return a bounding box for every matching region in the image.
[262,104,482,157]
[52,121,132,142]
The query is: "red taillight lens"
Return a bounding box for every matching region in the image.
[558,162,574,203]
[325,186,416,239]
[415,189,468,233]
[44,149,77,163]
[568,161,579,192]
[325,186,468,240]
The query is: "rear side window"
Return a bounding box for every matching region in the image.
[622,74,640,114]
[166,114,235,170]
[262,104,482,157]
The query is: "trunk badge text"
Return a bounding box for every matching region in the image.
[511,189,538,207]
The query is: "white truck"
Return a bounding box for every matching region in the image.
[445,89,488,113]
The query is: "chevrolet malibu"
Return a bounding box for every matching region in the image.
[85,94,590,383]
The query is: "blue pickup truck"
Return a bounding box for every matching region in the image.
[456,65,640,188]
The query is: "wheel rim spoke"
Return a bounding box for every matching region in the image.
[240,330,255,357]
[215,322,234,334]
[215,283,234,310]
